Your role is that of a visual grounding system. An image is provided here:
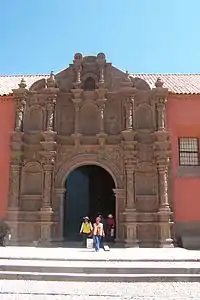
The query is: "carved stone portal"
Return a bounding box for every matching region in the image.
[7,53,173,247]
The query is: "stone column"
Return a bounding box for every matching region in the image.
[46,99,56,132]
[42,164,54,210]
[40,160,54,245]
[158,166,169,209]
[12,79,28,132]
[157,99,166,131]
[99,101,106,134]
[113,189,126,241]
[158,165,173,247]
[72,98,82,135]
[15,99,26,132]
[7,158,22,244]
[125,98,133,131]
[126,168,136,209]
[54,188,66,242]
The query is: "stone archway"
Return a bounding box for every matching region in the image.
[54,154,125,242]
[55,154,123,189]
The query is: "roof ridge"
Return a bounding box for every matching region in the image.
[0,74,48,78]
[131,73,200,76]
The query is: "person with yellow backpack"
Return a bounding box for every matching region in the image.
[79,216,93,247]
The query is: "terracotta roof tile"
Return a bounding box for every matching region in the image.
[0,73,200,95]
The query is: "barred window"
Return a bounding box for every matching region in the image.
[179,137,199,166]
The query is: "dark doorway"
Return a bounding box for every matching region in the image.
[63,165,115,241]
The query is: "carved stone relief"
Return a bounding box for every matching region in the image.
[8,53,173,248]
[21,162,42,195]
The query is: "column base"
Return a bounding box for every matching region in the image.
[71,133,82,147]
[125,241,139,248]
[160,238,174,248]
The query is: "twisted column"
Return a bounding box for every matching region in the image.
[46,100,56,131]
[15,99,26,131]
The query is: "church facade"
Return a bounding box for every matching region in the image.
[6,53,173,247]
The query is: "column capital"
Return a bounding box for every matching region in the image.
[54,188,66,195]
[113,188,125,198]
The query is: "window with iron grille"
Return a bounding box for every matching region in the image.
[179,137,199,166]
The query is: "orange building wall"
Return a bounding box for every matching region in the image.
[0,96,14,218]
[167,94,200,224]
[0,92,200,234]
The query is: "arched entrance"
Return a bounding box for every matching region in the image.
[63,165,115,241]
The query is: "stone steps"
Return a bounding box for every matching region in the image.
[1,259,200,282]
[0,271,200,282]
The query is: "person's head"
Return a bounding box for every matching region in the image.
[83,216,89,223]
[96,217,101,224]
[108,214,113,219]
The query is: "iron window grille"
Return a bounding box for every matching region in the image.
[178,137,199,166]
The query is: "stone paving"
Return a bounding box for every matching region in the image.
[0,280,200,299]
[0,247,200,261]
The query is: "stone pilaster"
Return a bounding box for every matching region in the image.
[53,188,66,242]
[7,155,22,244]
[121,134,138,247]
[113,189,125,241]
[157,163,173,247]
[42,164,54,210]
[126,168,136,209]
[154,123,173,246]
[40,153,55,245]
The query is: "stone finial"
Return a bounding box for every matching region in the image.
[18,78,27,89]
[74,53,83,68]
[97,53,106,66]
[97,52,106,60]
[47,71,56,88]
[125,70,131,82]
[155,77,164,88]
[74,53,83,61]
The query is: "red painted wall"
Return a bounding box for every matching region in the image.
[167,94,200,223]
[0,96,14,217]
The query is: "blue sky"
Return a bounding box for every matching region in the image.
[0,0,199,74]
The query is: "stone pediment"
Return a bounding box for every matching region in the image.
[28,53,151,94]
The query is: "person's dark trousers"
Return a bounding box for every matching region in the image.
[0,237,5,247]
[82,233,89,247]
[100,236,104,248]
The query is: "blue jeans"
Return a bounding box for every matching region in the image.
[94,235,101,251]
